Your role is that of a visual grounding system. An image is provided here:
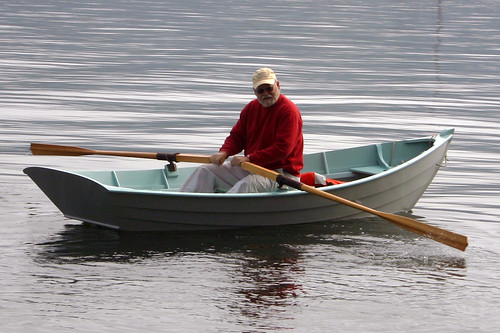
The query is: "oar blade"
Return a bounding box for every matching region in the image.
[30,143,96,156]
[301,183,468,251]
[379,212,468,251]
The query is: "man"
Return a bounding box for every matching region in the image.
[180,67,303,193]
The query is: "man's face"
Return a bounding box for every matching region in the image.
[254,81,280,107]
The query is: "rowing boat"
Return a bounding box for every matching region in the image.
[24,128,454,232]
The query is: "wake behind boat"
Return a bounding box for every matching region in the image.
[24,129,454,232]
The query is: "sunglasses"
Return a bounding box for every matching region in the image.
[256,86,274,94]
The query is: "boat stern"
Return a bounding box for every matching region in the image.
[24,167,118,228]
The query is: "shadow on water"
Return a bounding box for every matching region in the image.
[33,216,467,269]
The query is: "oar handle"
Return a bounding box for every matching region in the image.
[174,154,211,164]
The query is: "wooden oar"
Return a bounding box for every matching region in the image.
[240,162,468,251]
[30,143,211,163]
[30,143,468,251]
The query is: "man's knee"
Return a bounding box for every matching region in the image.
[228,174,275,193]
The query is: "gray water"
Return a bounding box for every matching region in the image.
[1,0,499,332]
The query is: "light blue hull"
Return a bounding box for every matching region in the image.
[24,129,454,231]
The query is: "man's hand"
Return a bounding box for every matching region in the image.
[210,151,228,166]
[230,155,250,166]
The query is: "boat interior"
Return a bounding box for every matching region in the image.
[78,137,435,191]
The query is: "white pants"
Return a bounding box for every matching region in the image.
[179,162,298,193]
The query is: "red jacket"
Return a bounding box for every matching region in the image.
[220,95,303,176]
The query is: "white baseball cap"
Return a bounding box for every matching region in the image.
[252,68,277,89]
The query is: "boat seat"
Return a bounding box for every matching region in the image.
[350,165,388,175]
[350,143,391,175]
